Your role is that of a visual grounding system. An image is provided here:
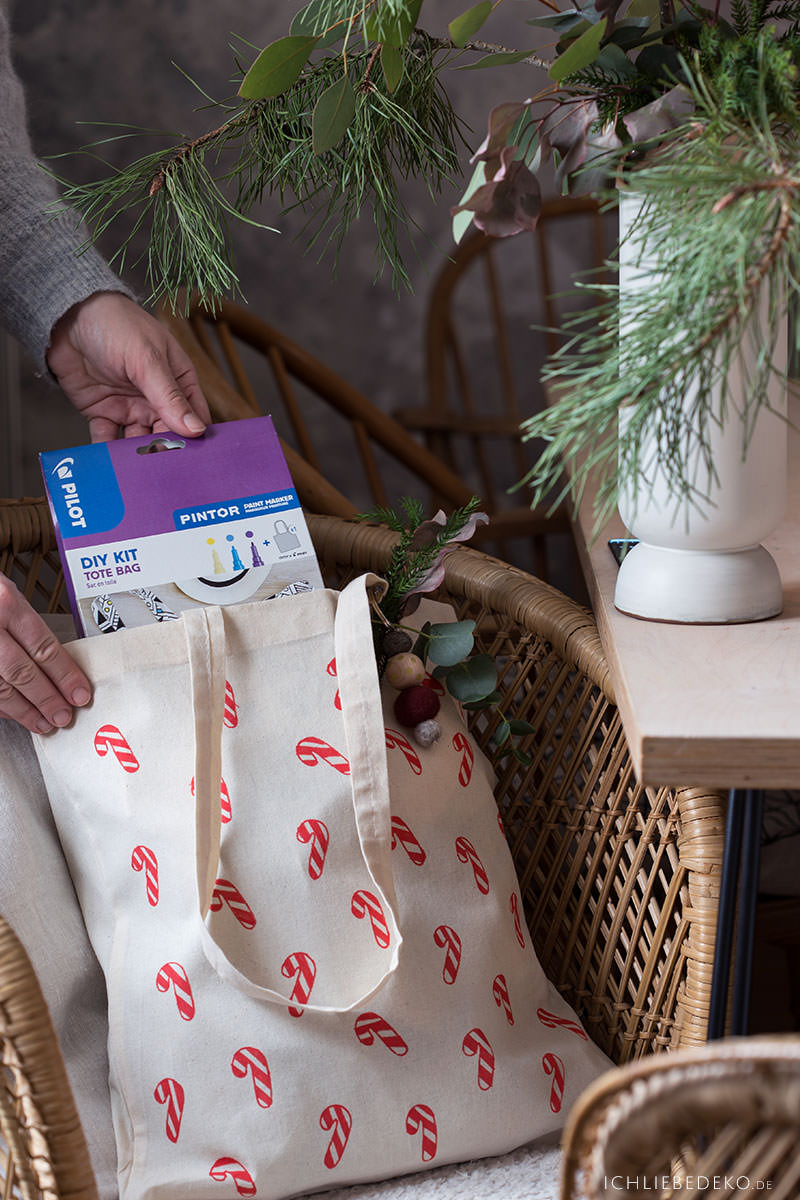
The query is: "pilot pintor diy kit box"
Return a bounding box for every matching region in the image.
[41,416,323,637]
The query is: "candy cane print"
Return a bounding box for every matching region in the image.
[224,681,239,729]
[153,1077,184,1143]
[510,891,526,949]
[320,1104,352,1169]
[433,925,462,985]
[231,1047,273,1108]
[280,951,317,1017]
[451,731,474,787]
[131,845,159,906]
[191,775,232,824]
[354,1012,409,1056]
[351,890,391,948]
[384,728,423,776]
[405,1104,437,1162]
[455,836,490,895]
[210,878,257,930]
[422,671,445,696]
[155,962,195,1021]
[536,1008,589,1040]
[542,1052,566,1114]
[462,1028,495,1090]
[94,725,139,773]
[295,736,350,775]
[492,974,514,1025]
[326,657,342,711]
[390,815,426,865]
[296,819,330,880]
[209,1158,256,1196]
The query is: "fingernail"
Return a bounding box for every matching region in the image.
[72,687,91,706]
[52,708,72,727]
[36,719,52,734]
[184,413,206,434]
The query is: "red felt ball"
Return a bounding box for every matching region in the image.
[393,685,440,728]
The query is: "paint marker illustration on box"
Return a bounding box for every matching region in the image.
[41,417,323,637]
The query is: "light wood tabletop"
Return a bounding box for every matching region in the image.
[568,386,800,789]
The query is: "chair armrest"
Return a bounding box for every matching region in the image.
[560,1036,800,1199]
[0,915,98,1200]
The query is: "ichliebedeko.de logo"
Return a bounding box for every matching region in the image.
[604,1177,772,1192]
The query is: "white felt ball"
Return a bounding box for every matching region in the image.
[413,719,442,748]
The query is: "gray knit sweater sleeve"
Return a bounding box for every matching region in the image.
[0,3,133,370]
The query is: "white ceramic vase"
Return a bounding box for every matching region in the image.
[614,192,788,624]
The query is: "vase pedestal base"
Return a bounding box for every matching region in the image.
[614,542,783,624]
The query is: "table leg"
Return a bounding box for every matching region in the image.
[707,789,763,1040]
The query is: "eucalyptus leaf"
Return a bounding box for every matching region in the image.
[312,74,356,155]
[462,689,503,709]
[494,719,511,747]
[549,18,607,83]
[507,718,535,735]
[427,620,475,667]
[365,0,422,48]
[590,42,638,76]
[239,35,318,100]
[512,747,533,766]
[381,43,404,93]
[449,2,493,48]
[412,621,431,663]
[452,159,485,244]
[444,653,497,703]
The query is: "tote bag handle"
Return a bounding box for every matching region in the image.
[183,574,402,1013]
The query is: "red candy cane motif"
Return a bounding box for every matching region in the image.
[405,1104,437,1162]
[210,878,257,930]
[510,891,526,948]
[433,925,462,985]
[384,728,423,775]
[94,725,139,773]
[280,951,317,1017]
[351,890,391,948]
[155,962,195,1021]
[295,736,350,775]
[422,671,445,695]
[390,815,426,865]
[354,1012,408,1056]
[190,776,232,824]
[492,974,514,1025]
[462,1028,495,1090]
[536,1008,589,1041]
[326,657,342,711]
[451,731,474,787]
[455,836,490,894]
[296,819,330,880]
[320,1105,352,1169]
[153,1077,184,1143]
[542,1052,566,1113]
[224,681,239,729]
[209,1158,256,1196]
[231,1047,273,1108]
[131,845,159,906]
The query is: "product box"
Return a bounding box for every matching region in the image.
[40,416,323,637]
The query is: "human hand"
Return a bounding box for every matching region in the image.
[0,576,91,734]
[46,292,211,442]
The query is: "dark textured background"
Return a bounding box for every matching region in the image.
[9,1,603,587]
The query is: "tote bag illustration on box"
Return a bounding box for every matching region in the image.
[34,575,611,1200]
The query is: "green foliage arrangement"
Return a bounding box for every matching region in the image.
[54,0,800,520]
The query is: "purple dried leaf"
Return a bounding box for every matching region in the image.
[451,147,542,237]
[622,86,695,145]
[470,100,531,178]
[405,510,489,597]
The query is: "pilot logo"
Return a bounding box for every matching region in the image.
[51,457,86,529]
[52,457,75,480]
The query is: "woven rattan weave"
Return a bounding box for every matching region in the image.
[0,498,733,1200]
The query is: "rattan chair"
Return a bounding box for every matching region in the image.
[1,498,740,1200]
[394,197,614,582]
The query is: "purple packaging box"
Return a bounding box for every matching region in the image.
[40,417,323,637]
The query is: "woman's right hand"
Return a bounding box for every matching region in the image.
[0,576,91,733]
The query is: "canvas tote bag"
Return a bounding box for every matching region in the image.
[33,575,611,1200]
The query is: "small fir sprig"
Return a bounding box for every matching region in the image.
[358,497,535,763]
